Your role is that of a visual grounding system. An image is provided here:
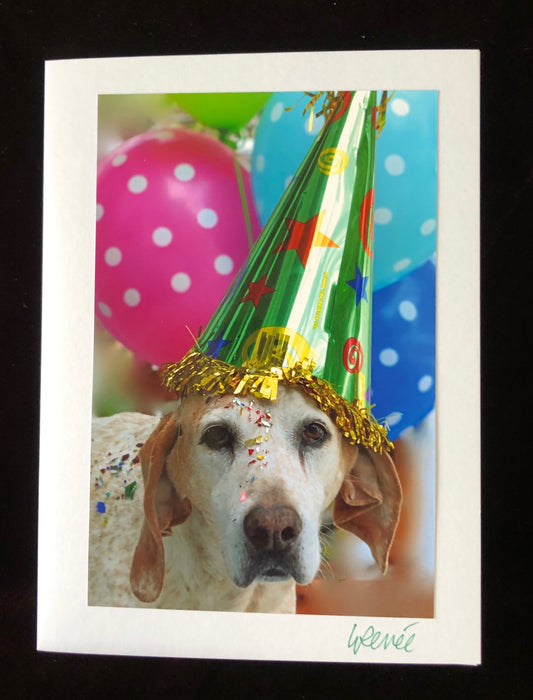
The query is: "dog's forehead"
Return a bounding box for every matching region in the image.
[181,385,330,429]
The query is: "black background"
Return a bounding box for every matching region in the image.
[1,1,531,697]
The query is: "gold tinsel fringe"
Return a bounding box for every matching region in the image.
[160,352,393,453]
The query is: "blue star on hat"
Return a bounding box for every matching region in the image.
[346,266,369,305]
[207,332,230,358]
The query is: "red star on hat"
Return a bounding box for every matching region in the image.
[241,274,276,308]
[280,210,339,267]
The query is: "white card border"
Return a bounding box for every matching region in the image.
[38,50,480,664]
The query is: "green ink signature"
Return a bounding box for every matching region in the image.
[347,621,419,656]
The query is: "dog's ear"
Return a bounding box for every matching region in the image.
[333,446,402,574]
[130,412,191,603]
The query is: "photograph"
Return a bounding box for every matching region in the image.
[88,89,437,620]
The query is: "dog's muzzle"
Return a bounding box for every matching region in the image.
[236,505,305,587]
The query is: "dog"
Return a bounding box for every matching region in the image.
[88,385,402,613]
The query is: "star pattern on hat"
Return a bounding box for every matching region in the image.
[346,265,370,305]
[206,332,230,358]
[241,274,276,308]
[279,210,339,267]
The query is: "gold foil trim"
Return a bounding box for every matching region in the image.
[160,352,393,453]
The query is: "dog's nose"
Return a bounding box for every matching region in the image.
[243,505,302,552]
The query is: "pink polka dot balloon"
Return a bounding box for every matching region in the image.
[95,127,262,366]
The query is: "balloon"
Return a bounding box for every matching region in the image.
[169,92,272,132]
[251,91,438,290]
[370,260,436,440]
[95,126,262,366]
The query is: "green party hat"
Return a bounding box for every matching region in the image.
[162,91,392,452]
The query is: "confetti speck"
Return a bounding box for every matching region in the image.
[96,501,106,514]
[125,481,137,500]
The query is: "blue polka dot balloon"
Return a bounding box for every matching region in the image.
[251,91,438,290]
[370,259,436,440]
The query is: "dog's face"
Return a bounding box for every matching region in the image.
[130,386,402,603]
[172,387,349,588]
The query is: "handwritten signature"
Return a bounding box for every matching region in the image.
[347,621,419,656]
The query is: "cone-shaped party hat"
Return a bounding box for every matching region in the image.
[162,91,392,452]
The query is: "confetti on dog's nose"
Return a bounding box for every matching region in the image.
[240,490,247,502]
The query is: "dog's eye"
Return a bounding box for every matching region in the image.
[302,422,328,446]
[201,425,233,450]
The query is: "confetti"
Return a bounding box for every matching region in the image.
[245,435,263,447]
[125,481,137,500]
[96,501,106,514]
[240,490,247,502]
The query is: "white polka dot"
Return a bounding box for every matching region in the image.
[112,153,127,166]
[152,227,173,247]
[420,218,437,235]
[393,258,411,272]
[418,375,433,393]
[174,163,195,181]
[153,130,175,141]
[128,175,148,193]
[398,300,418,321]
[374,207,393,225]
[197,208,218,229]
[385,412,403,426]
[309,117,323,135]
[104,247,122,266]
[255,154,265,173]
[379,348,399,367]
[124,289,141,307]
[98,302,112,318]
[171,272,191,293]
[270,102,284,122]
[214,255,234,275]
[151,364,159,371]
[384,154,406,176]
[96,204,104,221]
[391,98,410,116]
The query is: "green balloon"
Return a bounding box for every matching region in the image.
[169,92,272,131]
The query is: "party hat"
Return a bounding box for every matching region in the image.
[162,91,392,452]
